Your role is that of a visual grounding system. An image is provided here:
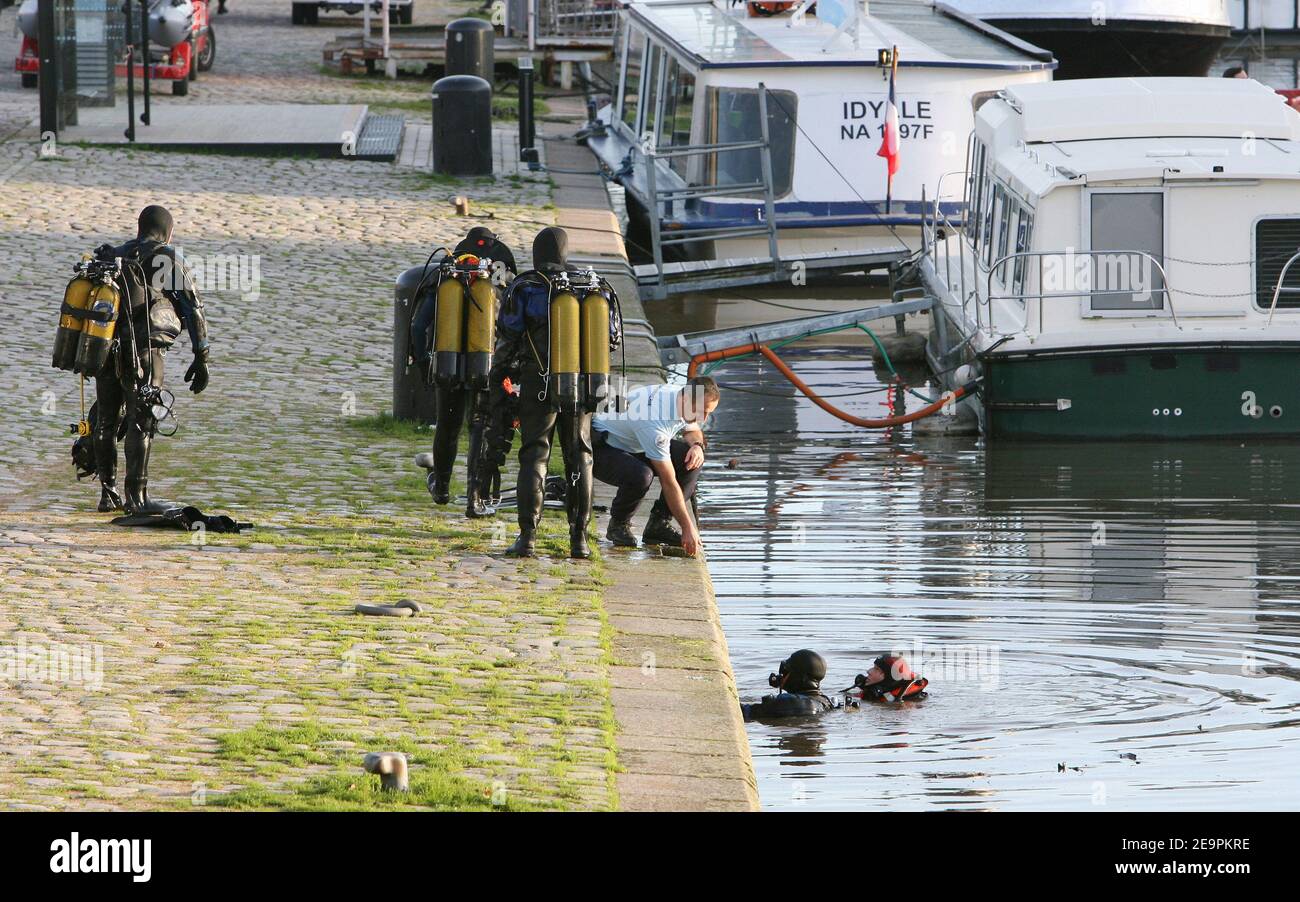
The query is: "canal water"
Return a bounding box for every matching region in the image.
[648,292,1300,811]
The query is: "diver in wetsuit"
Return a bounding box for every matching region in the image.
[492,226,622,559]
[91,205,209,515]
[409,227,517,515]
[741,649,836,721]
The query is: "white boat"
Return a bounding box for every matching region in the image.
[921,76,1300,439]
[585,0,1055,294]
[945,1,1232,79]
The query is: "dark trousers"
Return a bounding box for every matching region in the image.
[515,373,593,533]
[592,429,699,524]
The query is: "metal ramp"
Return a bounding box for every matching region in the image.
[657,296,935,367]
[634,245,911,299]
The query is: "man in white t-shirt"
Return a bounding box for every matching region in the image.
[591,376,720,556]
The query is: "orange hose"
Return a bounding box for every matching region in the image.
[686,343,970,428]
[686,343,760,378]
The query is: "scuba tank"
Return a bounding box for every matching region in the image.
[548,270,582,414]
[432,253,498,387]
[578,270,612,413]
[53,264,95,371]
[464,259,496,390]
[53,257,121,374]
[433,263,465,384]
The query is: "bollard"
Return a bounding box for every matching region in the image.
[431,74,493,176]
[445,17,495,83]
[363,752,410,792]
[393,265,439,423]
[518,56,538,165]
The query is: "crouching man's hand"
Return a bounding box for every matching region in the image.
[682,520,702,557]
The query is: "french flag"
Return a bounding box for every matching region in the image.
[877,46,900,213]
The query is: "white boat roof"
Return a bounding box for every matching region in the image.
[1003,77,1300,143]
[624,0,1056,70]
[985,78,1300,196]
[944,0,1230,28]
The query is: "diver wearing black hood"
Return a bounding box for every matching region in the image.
[90,205,209,514]
[488,226,622,558]
[741,649,836,721]
[409,227,517,514]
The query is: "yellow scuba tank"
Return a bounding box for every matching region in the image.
[465,269,496,390]
[72,278,121,376]
[580,282,612,412]
[433,270,465,384]
[53,266,95,371]
[549,275,581,413]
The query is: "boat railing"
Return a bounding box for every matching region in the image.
[1266,250,1300,326]
[984,250,1179,340]
[531,0,618,45]
[926,195,978,324]
[641,83,781,290]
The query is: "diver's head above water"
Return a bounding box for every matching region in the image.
[768,649,827,694]
[531,226,569,274]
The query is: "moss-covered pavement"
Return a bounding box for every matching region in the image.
[0,0,619,811]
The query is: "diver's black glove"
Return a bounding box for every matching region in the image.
[185,348,210,394]
[93,243,115,261]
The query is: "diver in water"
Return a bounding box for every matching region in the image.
[845,654,929,703]
[409,226,517,515]
[491,226,622,559]
[91,205,209,515]
[741,649,836,721]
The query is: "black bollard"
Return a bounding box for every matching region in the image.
[445,17,494,83]
[431,74,492,176]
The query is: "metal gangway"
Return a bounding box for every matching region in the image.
[635,84,910,300]
[656,296,935,368]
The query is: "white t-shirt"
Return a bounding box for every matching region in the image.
[594,383,688,462]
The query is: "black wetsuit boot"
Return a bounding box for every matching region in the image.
[507,373,551,557]
[562,413,594,559]
[123,430,169,515]
[93,426,121,512]
[429,385,466,505]
[464,389,490,518]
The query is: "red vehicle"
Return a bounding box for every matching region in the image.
[16,0,216,96]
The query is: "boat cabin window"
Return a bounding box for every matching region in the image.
[643,46,664,144]
[705,87,796,198]
[968,138,987,248]
[984,184,1003,269]
[1255,219,1300,310]
[996,189,1012,265]
[658,55,696,177]
[1087,191,1165,313]
[1013,208,1032,296]
[620,27,646,132]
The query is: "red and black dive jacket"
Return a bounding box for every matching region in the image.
[844,672,929,703]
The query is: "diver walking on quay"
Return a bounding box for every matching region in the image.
[57,205,210,515]
[408,227,517,516]
[491,226,623,559]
